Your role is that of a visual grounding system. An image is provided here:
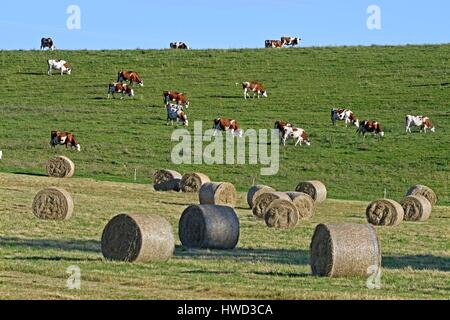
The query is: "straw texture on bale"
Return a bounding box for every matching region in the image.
[101,213,175,263]
[310,223,381,277]
[46,156,75,178]
[246,185,275,208]
[32,187,74,220]
[295,180,327,203]
[199,182,237,207]
[286,192,315,219]
[366,199,404,226]
[252,192,291,219]
[400,195,432,222]
[179,205,240,249]
[264,199,299,229]
[406,185,437,206]
[180,173,211,193]
[153,169,182,191]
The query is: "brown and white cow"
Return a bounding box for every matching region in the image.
[405,115,435,133]
[238,81,268,99]
[108,83,134,99]
[117,71,144,87]
[282,126,310,146]
[163,91,189,107]
[50,131,81,151]
[265,40,286,48]
[166,104,188,127]
[331,108,360,127]
[41,37,55,50]
[170,42,190,50]
[48,60,71,75]
[274,120,293,143]
[357,120,384,137]
[213,118,243,137]
[281,36,301,47]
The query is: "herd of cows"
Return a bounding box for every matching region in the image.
[40,37,437,152]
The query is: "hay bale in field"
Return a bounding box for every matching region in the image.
[310,223,381,277]
[264,199,299,229]
[366,199,404,226]
[295,180,327,203]
[246,185,275,208]
[199,182,237,207]
[252,192,291,219]
[46,156,75,178]
[180,173,210,193]
[32,187,73,220]
[153,169,182,191]
[406,185,437,206]
[286,192,315,219]
[179,205,239,249]
[400,195,432,222]
[101,213,175,263]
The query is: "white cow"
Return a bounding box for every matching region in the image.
[282,126,311,146]
[405,115,435,133]
[331,108,360,127]
[166,104,188,127]
[48,60,72,75]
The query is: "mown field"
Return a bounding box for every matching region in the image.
[0,46,449,204]
[0,46,449,300]
[0,173,449,299]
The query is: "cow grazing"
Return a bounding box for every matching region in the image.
[108,83,134,99]
[265,40,286,48]
[163,91,189,107]
[170,42,190,50]
[117,71,144,87]
[166,104,188,127]
[282,126,310,146]
[274,120,293,143]
[405,115,435,133]
[41,37,55,50]
[213,118,243,137]
[281,36,301,47]
[357,120,384,138]
[238,81,268,99]
[331,108,360,127]
[50,131,81,151]
[48,60,71,75]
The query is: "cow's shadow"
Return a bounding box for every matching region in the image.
[16,72,46,76]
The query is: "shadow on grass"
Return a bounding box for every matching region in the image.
[209,95,239,99]
[0,237,101,254]
[11,172,48,177]
[383,255,450,272]
[175,246,309,266]
[16,72,46,76]
[409,82,450,88]
[5,256,101,262]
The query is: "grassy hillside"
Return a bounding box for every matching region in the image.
[0,173,449,299]
[0,45,449,205]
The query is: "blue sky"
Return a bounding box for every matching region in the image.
[1,0,449,50]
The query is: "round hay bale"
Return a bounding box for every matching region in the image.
[32,187,74,220]
[295,180,327,203]
[46,156,75,178]
[310,223,381,277]
[246,185,275,208]
[180,173,210,193]
[153,169,182,191]
[406,185,437,206]
[101,213,174,263]
[199,182,237,207]
[400,195,432,222]
[264,199,299,229]
[366,199,404,226]
[252,192,291,219]
[179,205,239,249]
[286,192,315,219]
